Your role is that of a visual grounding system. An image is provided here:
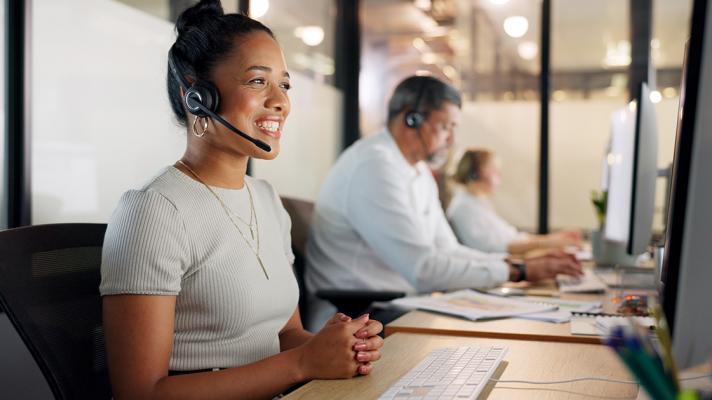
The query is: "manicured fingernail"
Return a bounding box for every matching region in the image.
[357,313,370,321]
[357,352,369,362]
[357,330,369,338]
[340,314,351,321]
[359,365,370,374]
[354,343,367,351]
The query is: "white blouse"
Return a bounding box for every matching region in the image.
[447,190,528,253]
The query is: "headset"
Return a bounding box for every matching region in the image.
[404,78,448,164]
[404,79,428,129]
[167,48,272,152]
[469,169,480,182]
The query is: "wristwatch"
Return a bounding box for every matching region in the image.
[510,260,527,282]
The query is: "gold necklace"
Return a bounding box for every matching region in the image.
[177,160,269,280]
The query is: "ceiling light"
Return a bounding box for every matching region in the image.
[489,0,510,5]
[294,26,325,47]
[603,40,631,67]
[503,16,528,38]
[250,0,269,18]
[421,52,438,64]
[517,41,538,60]
[442,65,458,80]
[649,90,662,104]
[662,87,677,98]
[412,37,428,52]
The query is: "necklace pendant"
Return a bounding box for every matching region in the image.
[257,256,269,280]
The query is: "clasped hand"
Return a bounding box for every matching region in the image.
[299,312,384,379]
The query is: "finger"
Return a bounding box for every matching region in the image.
[354,335,384,351]
[344,313,370,334]
[356,350,382,363]
[354,319,383,339]
[358,362,374,375]
[326,313,351,326]
[557,261,583,277]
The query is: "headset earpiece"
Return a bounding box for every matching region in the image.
[185,81,220,118]
[404,79,428,129]
[405,111,425,128]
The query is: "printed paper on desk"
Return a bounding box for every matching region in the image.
[515,297,603,323]
[392,290,556,321]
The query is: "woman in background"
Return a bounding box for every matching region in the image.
[100,2,382,399]
[448,149,582,255]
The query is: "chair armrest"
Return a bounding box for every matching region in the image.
[315,289,406,318]
[315,289,406,302]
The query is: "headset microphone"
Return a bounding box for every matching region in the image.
[168,49,272,153]
[188,100,272,152]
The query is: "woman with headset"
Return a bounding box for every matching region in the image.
[100,1,383,398]
[448,149,582,255]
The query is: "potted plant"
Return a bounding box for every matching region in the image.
[590,190,637,267]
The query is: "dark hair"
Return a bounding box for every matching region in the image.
[453,149,494,184]
[387,75,462,125]
[167,0,274,125]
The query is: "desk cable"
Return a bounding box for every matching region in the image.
[489,373,712,385]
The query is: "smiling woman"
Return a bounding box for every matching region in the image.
[99,1,383,399]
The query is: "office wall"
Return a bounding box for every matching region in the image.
[457,98,679,232]
[31,0,182,224]
[30,0,342,224]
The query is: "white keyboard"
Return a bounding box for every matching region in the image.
[378,345,508,400]
[556,269,607,293]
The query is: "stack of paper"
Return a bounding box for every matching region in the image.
[514,297,602,323]
[392,290,556,321]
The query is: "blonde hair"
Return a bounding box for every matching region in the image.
[453,149,494,185]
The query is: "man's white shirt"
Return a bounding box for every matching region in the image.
[304,129,508,327]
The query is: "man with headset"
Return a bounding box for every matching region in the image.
[305,75,582,329]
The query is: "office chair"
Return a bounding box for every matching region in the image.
[280,198,405,321]
[0,223,112,400]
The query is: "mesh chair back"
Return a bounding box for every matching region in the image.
[0,223,111,400]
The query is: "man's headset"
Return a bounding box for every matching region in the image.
[167,48,272,152]
[404,79,446,163]
[404,80,427,129]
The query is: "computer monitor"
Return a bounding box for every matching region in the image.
[660,0,712,369]
[603,82,658,257]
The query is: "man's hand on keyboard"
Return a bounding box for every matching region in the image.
[524,249,584,282]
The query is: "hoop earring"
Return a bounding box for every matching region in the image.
[192,116,209,138]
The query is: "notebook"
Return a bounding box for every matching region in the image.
[570,312,655,336]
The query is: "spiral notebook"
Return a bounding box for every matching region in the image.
[570,312,655,336]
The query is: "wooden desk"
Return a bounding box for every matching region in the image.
[385,310,603,344]
[385,280,652,344]
[284,333,638,400]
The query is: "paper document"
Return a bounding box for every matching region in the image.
[570,313,655,336]
[392,290,556,321]
[515,297,602,323]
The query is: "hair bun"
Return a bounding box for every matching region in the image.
[176,0,224,35]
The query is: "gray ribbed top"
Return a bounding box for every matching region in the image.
[100,166,299,371]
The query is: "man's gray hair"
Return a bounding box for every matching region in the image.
[387,75,462,125]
